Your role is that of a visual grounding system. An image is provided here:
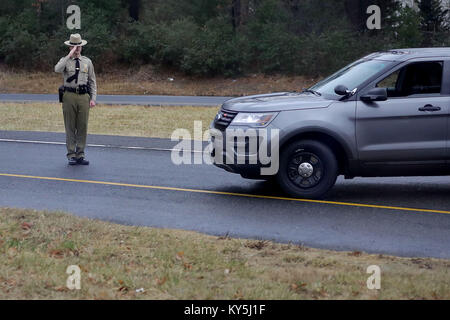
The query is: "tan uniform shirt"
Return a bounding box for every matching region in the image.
[54,55,97,102]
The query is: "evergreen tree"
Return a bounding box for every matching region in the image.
[418,0,448,32]
[394,5,423,48]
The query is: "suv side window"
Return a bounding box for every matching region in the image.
[376,61,443,97]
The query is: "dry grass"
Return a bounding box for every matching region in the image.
[0,65,318,96]
[0,103,218,139]
[0,207,449,300]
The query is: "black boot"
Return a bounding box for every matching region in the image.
[68,157,77,166]
[76,157,89,165]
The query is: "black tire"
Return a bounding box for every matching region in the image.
[276,140,338,199]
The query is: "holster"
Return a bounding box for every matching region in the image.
[58,85,65,103]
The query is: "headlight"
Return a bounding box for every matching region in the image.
[231,112,278,127]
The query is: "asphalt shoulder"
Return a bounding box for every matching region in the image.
[0,130,209,150]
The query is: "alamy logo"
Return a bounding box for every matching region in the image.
[66,265,81,290]
[367,5,381,30]
[366,265,381,290]
[170,121,280,175]
[66,5,81,30]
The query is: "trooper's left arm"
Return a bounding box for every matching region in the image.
[88,59,97,107]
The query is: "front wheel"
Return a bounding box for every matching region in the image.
[276,140,338,199]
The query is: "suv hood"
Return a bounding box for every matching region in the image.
[222,92,333,112]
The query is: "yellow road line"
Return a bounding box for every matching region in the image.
[1,173,450,215]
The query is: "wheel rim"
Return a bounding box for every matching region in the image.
[287,151,324,189]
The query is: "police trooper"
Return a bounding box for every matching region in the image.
[54,33,97,165]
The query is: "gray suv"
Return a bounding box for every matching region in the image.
[211,48,450,199]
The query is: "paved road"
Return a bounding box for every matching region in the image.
[0,130,449,259]
[0,93,231,106]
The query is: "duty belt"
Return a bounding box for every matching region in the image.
[64,85,89,94]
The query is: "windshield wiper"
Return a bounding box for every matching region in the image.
[301,88,322,96]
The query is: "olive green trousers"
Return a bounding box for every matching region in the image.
[62,91,90,159]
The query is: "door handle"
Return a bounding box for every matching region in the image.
[419,104,441,112]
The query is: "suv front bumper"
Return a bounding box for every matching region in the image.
[209,121,280,178]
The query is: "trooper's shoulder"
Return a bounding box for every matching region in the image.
[80,56,93,64]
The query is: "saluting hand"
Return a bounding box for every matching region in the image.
[67,46,78,58]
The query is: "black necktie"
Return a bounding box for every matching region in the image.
[67,58,80,84]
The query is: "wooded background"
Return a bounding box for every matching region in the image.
[1,0,449,76]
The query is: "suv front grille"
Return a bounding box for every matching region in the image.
[214,109,238,130]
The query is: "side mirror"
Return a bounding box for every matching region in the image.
[334,85,349,96]
[360,87,387,102]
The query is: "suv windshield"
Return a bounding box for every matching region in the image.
[310,59,395,99]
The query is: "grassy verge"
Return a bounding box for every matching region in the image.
[0,67,317,97]
[1,207,449,300]
[0,103,218,139]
